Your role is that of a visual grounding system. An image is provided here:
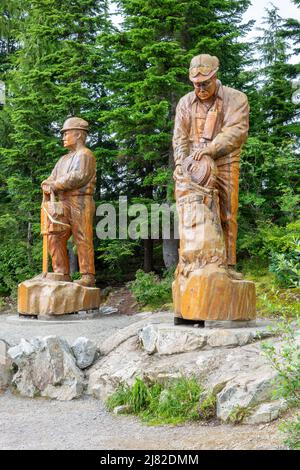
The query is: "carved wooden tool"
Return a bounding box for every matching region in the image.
[40,190,65,275]
[41,191,50,275]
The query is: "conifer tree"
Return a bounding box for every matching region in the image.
[100,0,252,271]
[0,0,111,292]
[238,5,299,261]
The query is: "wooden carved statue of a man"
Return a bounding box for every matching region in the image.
[173,54,249,280]
[172,54,256,323]
[41,117,96,288]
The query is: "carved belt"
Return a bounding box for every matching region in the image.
[178,194,204,206]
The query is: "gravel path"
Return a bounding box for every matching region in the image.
[0,311,149,346]
[0,392,284,450]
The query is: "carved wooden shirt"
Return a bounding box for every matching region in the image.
[173,80,249,166]
[48,148,96,197]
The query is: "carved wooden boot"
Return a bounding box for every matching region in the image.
[74,274,95,287]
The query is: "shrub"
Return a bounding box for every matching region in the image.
[261,221,300,288]
[261,317,300,449]
[130,268,174,309]
[238,219,300,288]
[280,415,300,450]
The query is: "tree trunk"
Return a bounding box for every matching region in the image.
[163,237,179,268]
[27,217,33,267]
[143,238,153,272]
[67,241,78,274]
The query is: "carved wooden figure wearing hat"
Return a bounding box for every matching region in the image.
[41,116,96,288]
[172,54,256,324]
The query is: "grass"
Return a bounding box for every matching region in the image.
[106,377,217,426]
[241,260,300,318]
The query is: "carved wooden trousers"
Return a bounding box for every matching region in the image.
[216,160,239,266]
[176,159,239,266]
[48,195,95,275]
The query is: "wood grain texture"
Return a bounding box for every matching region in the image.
[18,279,101,316]
[173,265,256,321]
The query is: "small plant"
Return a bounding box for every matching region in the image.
[106,383,132,412]
[105,376,212,426]
[130,268,174,310]
[198,392,217,420]
[261,318,300,406]
[261,316,300,449]
[279,415,300,450]
[227,405,252,424]
[129,378,151,413]
[142,376,203,425]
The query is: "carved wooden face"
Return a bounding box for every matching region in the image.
[191,75,217,101]
[62,129,81,148]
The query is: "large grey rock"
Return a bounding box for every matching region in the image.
[99,312,172,355]
[8,336,84,400]
[87,336,145,400]
[71,337,97,369]
[8,338,34,360]
[139,324,207,355]
[138,322,274,355]
[244,400,288,425]
[207,330,253,348]
[0,339,12,392]
[216,371,277,421]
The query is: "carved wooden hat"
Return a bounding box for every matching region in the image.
[60,117,89,133]
[189,54,219,82]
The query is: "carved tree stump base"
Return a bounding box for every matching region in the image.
[172,264,256,321]
[18,278,101,316]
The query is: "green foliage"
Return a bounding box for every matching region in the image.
[130,268,174,309]
[106,383,134,412]
[198,392,217,421]
[279,415,300,450]
[97,239,140,274]
[261,317,300,449]
[239,220,300,288]
[106,376,210,426]
[261,318,300,406]
[227,405,252,424]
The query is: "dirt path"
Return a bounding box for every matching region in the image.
[0,392,286,450]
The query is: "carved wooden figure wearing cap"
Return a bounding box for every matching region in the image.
[41,116,96,288]
[17,116,101,317]
[172,54,256,324]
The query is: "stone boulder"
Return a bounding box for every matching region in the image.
[0,339,12,392]
[138,321,273,355]
[8,336,84,400]
[244,399,288,425]
[71,337,98,369]
[216,371,277,421]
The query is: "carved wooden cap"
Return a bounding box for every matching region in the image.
[60,117,89,133]
[189,54,219,82]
